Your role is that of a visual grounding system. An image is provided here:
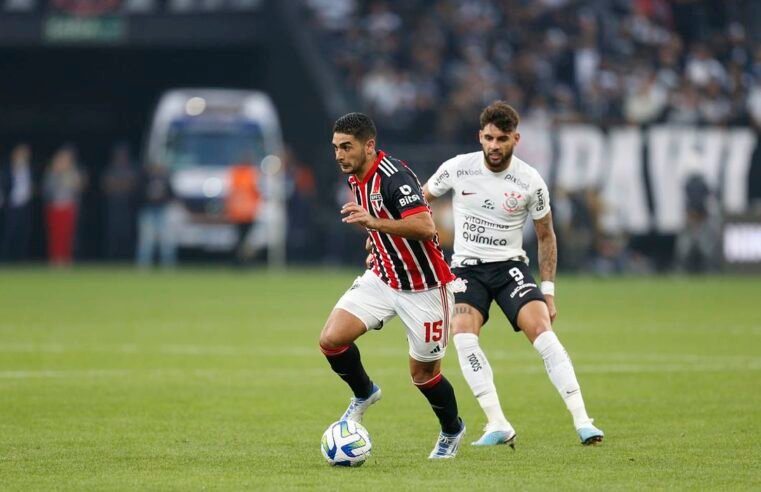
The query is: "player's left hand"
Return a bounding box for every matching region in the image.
[341,202,378,229]
[545,294,557,323]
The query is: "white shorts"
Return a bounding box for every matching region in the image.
[334,270,454,362]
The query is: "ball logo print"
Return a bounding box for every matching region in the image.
[320,420,372,467]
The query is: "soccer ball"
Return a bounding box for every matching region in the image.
[320,420,372,467]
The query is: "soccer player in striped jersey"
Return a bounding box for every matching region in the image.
[319,113,466,459]
[423,101,604,446]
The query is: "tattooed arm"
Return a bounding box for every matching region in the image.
[533,211,557,322]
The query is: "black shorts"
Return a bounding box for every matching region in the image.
[451,261,546,332]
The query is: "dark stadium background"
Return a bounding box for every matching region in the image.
[0,0,760,270]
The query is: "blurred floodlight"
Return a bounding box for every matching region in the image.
[185,97,206,116]
[261,155,282,176]
[202,177,223,198]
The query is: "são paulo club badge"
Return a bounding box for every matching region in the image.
[502,191,522,213]
[369,177,383,213]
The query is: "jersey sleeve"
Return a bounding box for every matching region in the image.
[425,157,457,197]
[528,173,551,220]
[385,170,428,218]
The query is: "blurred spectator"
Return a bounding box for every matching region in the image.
[282,147,317,263]
[747,81,761,129]
[100,143,137,260]
[553,188,599,270]
[43,146,84,266]
[685,42,726,88]
[698,79,733,125]
[623,68,669,124]
[1,143,34,261]
[666,81,701,124]
[323,174,367,266]
[226,155,262,266]
[675,173,721,272]
[136,163,176,268]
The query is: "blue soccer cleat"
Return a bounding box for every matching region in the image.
[577,422,604,445]
[471,424,517,448]
[341,384,382,423]
[429,419,466,459]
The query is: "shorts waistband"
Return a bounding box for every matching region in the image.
[455,256,526,267]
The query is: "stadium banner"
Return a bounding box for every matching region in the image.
[516,124,759,235]
[722,214,761,272]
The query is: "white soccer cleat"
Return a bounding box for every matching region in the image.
[429,419,466,459]
[340,384,382,423]
[577,420,604,445]
[471,423,517,448]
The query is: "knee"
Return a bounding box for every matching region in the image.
[451,308,483,336]
[517,301,553,343]
[410,364,438,385]
[523,322,551,343]
[319,311,362,349]
[319,322,340,350]
[451,321,478,336]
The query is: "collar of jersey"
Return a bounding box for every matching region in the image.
[354,150,385,185]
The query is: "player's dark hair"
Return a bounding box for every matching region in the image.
[333,112,377,142]
[480,101,520,132]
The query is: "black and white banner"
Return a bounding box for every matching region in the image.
[518,124,759,234]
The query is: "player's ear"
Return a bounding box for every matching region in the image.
[365,137,376,154]
[513,132,521,144]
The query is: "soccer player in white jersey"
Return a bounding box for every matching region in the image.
[423,101,604,446]
[320,113,466,459]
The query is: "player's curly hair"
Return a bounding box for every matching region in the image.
[333,112,377,142]
[480,101,520,132]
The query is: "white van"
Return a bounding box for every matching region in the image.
[145,88,286,265]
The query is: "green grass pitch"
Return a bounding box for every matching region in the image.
[1,268,759,490]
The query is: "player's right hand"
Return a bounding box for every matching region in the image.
[365,253,375,269]
[545,295,557,323]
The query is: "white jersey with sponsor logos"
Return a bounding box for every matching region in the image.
[426,151,550,267]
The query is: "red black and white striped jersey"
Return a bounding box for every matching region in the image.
[348,151,455,292]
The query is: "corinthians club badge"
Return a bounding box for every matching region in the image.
[502,191,522,213]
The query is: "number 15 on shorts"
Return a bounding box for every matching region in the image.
[424,320,443,342]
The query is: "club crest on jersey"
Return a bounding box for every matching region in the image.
[370,178,383,213]
[502,191,523,213]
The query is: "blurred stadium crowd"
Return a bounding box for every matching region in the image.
[302,0,761,273]
[1,0,760,272]
[304,0,761,141]
[0,141,319,267]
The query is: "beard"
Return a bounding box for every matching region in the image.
[339,151,367,175]
[483,147,513,170]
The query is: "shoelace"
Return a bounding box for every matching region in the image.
[344,397,363,415]
[438,434,456,446]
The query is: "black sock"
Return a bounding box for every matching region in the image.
[416,374,462,434]
[321,343,374,399]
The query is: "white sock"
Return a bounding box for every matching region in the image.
[533,331,592,429]
[453,333,511,429]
